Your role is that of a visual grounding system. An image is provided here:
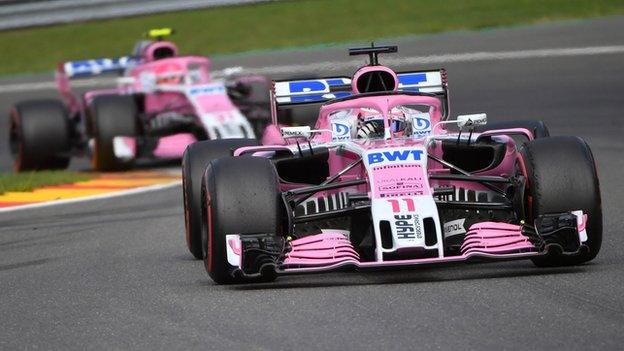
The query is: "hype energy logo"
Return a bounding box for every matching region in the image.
[366,148,425,165]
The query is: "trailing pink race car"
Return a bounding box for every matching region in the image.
[9,29,270,171]
[182,45,602,284]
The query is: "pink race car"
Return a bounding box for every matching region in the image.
[9,29,269,171]
[182,45,602,284]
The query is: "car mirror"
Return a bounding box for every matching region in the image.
[281,126,311,139]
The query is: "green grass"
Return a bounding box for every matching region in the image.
[0,171,94,194]
[1,0,623,76]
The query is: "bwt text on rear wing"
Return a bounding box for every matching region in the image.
[55,56,139,114]
[58,56,138,79]
[270,69,449,121]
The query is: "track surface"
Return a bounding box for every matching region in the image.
[1,17,624,350]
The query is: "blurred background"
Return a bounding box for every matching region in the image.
[1,2,624,349]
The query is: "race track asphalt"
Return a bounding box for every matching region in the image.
[1,17,623,350]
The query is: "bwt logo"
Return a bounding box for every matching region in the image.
[367,149,424,164]
[412,118,431,131]
[189,85,225,95]
[286,79,350,103]
[332,123,350,136]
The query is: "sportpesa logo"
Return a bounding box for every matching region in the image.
[367,149,424,164]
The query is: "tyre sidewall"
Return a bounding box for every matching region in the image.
[202,157,280,284]
[10,100,71,171]
[182,139,259,259]
[522,136,602,265]
[89,95,138,171]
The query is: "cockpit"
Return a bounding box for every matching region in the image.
[327,103,434,141]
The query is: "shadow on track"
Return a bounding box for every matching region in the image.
[200,264,589,291]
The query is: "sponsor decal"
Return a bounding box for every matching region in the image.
[387,198,416,213]
[281,127,309,138]
[398,73,427,86]
[443,218,466,238]
[394,214,423,240]
[413,118,431,130]
[189,84,226,96]
[395,215,415,239]
[65,56,136,77]
[397,71,444,93]
[379,176,424,194]
[283,130,305,137]
[414,214,423,240]
[411,113,432,136]
[372,163,429,198]
[279,78,351,103]
[372,163,428,198]
[332,122,351,141]
[367,149,423,165]
[380,183,423,192]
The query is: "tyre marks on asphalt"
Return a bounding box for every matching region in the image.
[0,258,55,272]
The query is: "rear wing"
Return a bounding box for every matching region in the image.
[58,56,138,79]
[271,69,449,122]
[55,56,139,115]
[273,77,352,105]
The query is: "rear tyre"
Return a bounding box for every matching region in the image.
[521,136,602,266]
[182,139,259,259]
[202,157,280,284]
[89,95,138,171]
[9,99,71,171]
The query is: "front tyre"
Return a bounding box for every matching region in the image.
[182,139,259,259]
[202,156,280,284]
[521,136,602,266]
[89,95,138,171]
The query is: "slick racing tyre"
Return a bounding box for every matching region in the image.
[89,95,138,171]
[9,99,71,171]
[201,156,280,284]
[476,120,549,144]
[521,136,602,266]
[182,139,259,260]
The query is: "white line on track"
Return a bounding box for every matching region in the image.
[248,45,624,75]
[0,180,181,214]
[1,45,623,94]
[0,77,116,94]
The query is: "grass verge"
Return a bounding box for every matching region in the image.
[0,171,94,195]
[0,0,623,76]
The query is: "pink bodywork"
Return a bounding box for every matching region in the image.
[235,63,568,275]
[56,46,257,160]
[281,222,538,272]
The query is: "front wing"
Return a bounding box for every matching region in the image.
[224,211,588,278]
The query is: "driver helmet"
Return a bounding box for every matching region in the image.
[356,107,409,139]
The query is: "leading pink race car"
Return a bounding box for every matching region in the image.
[9,28,270,171]
[182,45,602,284]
